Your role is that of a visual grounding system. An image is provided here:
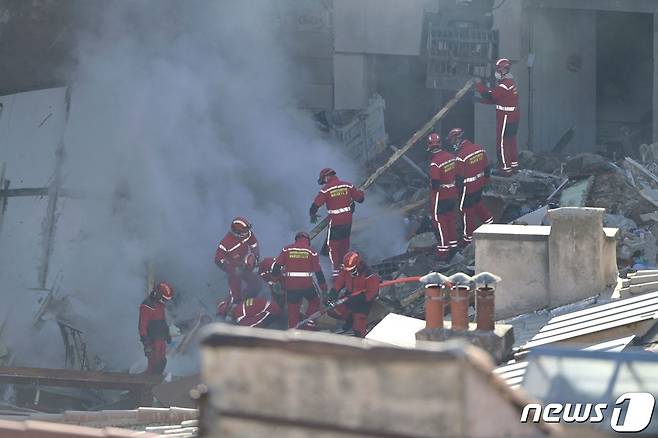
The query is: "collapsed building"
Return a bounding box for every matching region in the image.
[2,1,658,437]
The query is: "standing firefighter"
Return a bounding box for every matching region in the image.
[326,251,380,338]
[475,58,520,176]
[214,217,260,305]
[427,132,458,262]
[450,128,494,246]
[139,281,173,375]
[310,168,365,278]
[272,231,328,329]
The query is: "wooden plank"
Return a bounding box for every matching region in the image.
[310,79,475,240]
[0,366,162,390]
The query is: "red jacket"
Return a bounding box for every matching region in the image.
[139,296,169,344]
[333,266,380,302]
[455,140,490,194]
[230,298,281,328]
[273,238,327,291]
[259,257,282,295]
[214,230,259,272]
[476,77,520,122]
[429,149,457,200]
[311,176,364,226]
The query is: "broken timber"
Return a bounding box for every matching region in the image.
[310,78,475,240]
[0,366,163,407]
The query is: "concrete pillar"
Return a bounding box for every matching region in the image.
[547,207,606,307]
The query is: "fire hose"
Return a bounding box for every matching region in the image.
[295,275,421,328]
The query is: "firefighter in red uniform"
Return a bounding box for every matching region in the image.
[139,281,173,374]
[475,58,520,176]
[310,168,365,278]
[272,231,328,329]
[214,217,260,305]
[217,297,281,328]
[258,256,284,307]
[427,132,458,262]
[450,128,494,246]
[326,251,380,338]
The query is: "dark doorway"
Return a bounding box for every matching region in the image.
[596,11,653,157]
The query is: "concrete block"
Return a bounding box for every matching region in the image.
[416,322,515,364]
[548,208,615,307]
[365,313,425,348]
[475,224,550,319]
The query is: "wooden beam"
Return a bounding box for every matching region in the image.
[310,79,475,240]
[0,366,162,391]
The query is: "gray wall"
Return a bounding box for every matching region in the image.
[528,7,597,152]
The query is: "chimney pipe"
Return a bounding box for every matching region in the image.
[475,286,495,331]
[425,284,447,329]
[450,285,470,331]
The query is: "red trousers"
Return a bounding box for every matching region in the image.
[496,110,520,175]
[146,339,167,374]
[329,304,370,338]
[326,222,352,278]
[227,270,261,303]
[460,188,493,244]
[431,195,458,259]
[286,288,320,329]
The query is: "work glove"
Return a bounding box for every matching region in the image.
[350,201,356,213]
[310,214,319,224]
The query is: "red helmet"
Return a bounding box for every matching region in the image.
[343,251,362,276]
[244,253,257,271]
[155,281,174,301]
[426,132,442,152]
[495,58,511,77]
[317,168,336,185]
[230,217,251,238]
[258,257,276,276]
[295,231,310,242]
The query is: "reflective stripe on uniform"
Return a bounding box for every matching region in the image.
[464,172,485,183]
[320,184,353,194]
[496,105,516,111]
[327,207,351,214]
[500,113,509,170]
[285,272,313,277]
[440,183,455,188]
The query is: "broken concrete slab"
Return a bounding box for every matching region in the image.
[365,313,425,348]
[558,177,593,207]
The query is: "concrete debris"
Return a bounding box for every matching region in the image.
[558,176,593,207]
[563,152,612,177]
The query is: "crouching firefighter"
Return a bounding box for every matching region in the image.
[215,217,260,305]
[326,251,380,337]
[139,281,174,374]
[310,168,365,278]
[217,297,281,328]
[272,231,328,330]
[258,256,284,307]
[427,132,458,262]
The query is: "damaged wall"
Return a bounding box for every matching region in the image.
[0,2,407,372]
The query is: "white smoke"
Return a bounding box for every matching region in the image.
[13,1,406,372]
